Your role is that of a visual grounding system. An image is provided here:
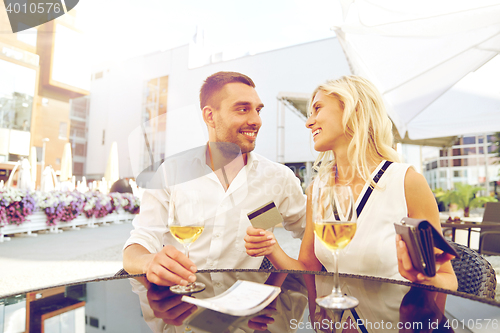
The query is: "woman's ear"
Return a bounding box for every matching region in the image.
[202,106,216,128]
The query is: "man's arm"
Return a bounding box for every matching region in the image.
[123,244,197,286]
[122,189,198,286]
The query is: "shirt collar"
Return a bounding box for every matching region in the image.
[245,151,259,170]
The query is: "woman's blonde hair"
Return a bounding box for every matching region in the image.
[310,75,400,187]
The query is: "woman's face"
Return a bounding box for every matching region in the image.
[306,91,349,152]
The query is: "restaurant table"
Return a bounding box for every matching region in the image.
[440,222,500,248]
[1,269,500,333]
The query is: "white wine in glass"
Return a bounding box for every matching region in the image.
[313,183,359,309]
[168,188,206,294]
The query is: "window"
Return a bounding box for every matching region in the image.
[464,147,476,155]
[439,150,448,157]
[0,59,36,131]
[35,146,42,162]
[70,120,86,138]
[452,148,461,156]
[74,143,86,157]
[462,136,476,145]
[73,162,84,175]
[59,122,68,139]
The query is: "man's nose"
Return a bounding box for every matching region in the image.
[248,109,262,127]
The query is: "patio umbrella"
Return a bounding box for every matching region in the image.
[40,166,57,192]
[333,0,500,140]
[104,141,119,185]
[17,158,32,190]
[60,142,72,182]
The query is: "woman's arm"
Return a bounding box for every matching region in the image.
[245,185,323,272]
[398,168,458,291]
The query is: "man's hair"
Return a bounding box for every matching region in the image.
[200,71,255,109]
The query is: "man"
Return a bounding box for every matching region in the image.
[123,71,306,287]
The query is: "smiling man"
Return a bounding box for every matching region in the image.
[123,71,306,287]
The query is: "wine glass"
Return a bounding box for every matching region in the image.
[313,183,358,309]
[168,188,206,294]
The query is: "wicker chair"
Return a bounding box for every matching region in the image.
[451,242,497,299]
[479,202,500,255]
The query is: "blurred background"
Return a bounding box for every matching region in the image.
[0,0,499,204]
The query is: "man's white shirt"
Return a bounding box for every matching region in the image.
[124,146,306,272]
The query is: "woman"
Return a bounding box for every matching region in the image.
[245,75,457,290]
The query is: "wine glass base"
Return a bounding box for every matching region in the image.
[170,282,206,295]
[316,294,359,310]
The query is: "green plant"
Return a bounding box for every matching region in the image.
[435,183,497,217]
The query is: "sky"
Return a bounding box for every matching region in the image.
[76,0,344,67]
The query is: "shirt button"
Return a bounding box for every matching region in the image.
[208,262,215,267]
[214,233,220,238]
[215,282,222,287]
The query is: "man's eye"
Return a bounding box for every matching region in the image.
[239,108,247,112]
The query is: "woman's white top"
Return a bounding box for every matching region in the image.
[314,161,412,280]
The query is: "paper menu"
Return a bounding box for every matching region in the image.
[181,280,280,316]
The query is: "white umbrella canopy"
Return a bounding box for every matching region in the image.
[104,141,119,185]
[17,158,32,190]
[60,142,73,182]
[334,0,500,140]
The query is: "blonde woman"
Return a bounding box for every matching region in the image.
[245,75,457,290]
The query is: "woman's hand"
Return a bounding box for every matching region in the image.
[244,226,277,257]
[396,234,457,290]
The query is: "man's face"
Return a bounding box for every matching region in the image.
[212,82,263,154]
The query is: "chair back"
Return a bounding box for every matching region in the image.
[482,202,500,223]
[479,232,500,255]
[451,242,497,299]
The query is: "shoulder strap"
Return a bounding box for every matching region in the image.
[356,161,393,218]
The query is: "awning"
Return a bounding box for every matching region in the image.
[333,0,500,140]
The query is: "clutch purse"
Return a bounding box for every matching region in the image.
[394,217,459,277]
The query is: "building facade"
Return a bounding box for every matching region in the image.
[423,133,500,196]
[0,9,90,186]
[86,37,351,188]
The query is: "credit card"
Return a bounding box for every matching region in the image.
[247,201,283,230]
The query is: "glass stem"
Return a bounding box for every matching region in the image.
[184,243,190,260]
[332,249,342,297]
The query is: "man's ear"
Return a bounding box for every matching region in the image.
[202,106,216,128]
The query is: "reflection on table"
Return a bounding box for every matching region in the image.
[1,269,499,333]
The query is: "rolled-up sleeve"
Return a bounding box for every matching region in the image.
[123,189,170,254]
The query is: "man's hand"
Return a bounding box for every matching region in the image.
[144,245,198,286]
[244,226,277,257]
[147,284,197,326]
[396,235,455,288]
